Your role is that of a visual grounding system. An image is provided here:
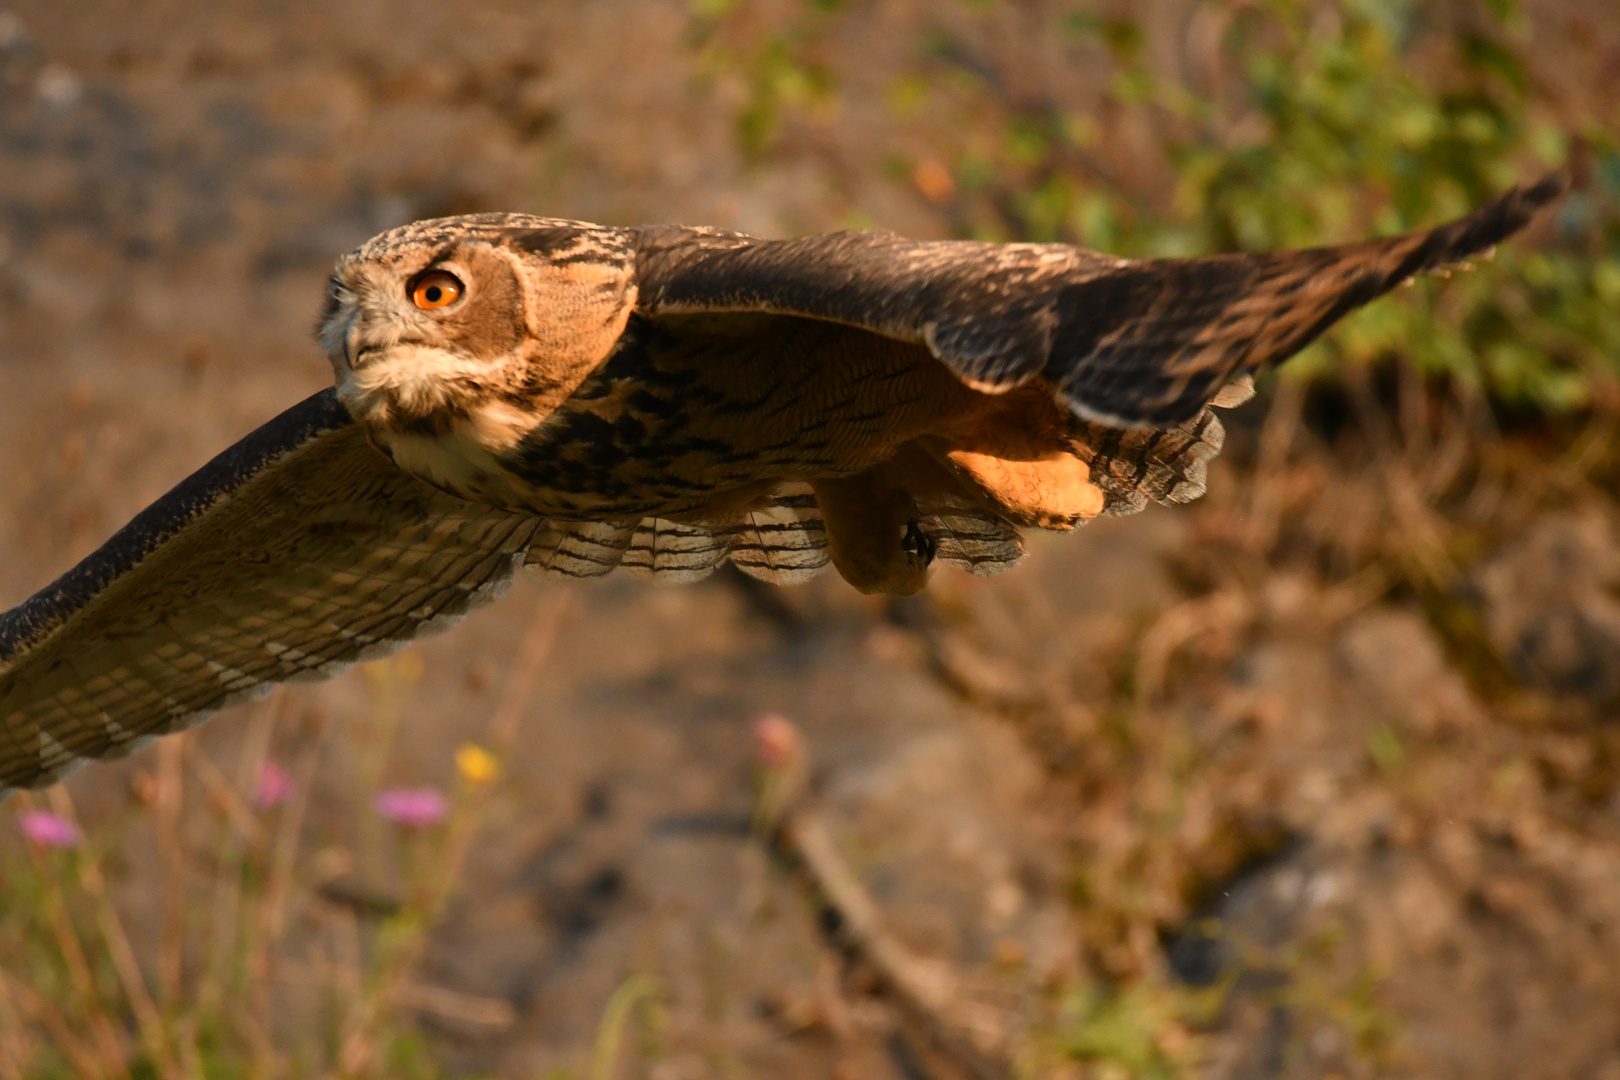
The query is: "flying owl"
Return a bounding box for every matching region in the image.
[0,176,1565,795]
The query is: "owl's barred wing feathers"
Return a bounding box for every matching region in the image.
[0,391,546,794]
[635,174,1566,426]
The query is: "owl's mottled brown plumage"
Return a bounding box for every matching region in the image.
[0,175,1565,794]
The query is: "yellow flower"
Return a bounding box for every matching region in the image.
[456,743,500,785]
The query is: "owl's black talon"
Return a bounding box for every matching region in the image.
[901,520,935,568]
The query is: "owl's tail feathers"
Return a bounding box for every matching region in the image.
[916,498,1026,575]
[1068,375,1254,517]
[719,488,1023,582]
[621,519,735,583]
[521,489,1029,586]
[723,487,832,585]
[523,489,836,587]
[524,520,638,578]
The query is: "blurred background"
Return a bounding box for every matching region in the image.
[0,1,1618,1077]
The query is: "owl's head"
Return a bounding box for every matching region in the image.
[317,214,637,442]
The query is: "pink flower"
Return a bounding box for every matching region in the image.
[373,788,448,827]
[254,761,295,809]
[753,713,803,769]
[18,810,79,849]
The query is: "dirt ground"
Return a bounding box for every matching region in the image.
[3,2,1620,1078]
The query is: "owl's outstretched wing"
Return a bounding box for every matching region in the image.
[0,390,546,796]
[634,175,1565,427]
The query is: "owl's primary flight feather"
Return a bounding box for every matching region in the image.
[0,176,1565,794]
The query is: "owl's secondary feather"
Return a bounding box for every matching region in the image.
[0,177,1564,796]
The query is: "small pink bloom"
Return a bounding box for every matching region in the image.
[254,761,295,809]
[18,810,79,849]
[373,787,448,827]
[753,713,803,769]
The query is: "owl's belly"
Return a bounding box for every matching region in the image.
[375,399,827,521]
[487,412,832,521]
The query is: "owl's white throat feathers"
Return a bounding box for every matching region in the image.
[342,354,547,507]
[325,306,544,506]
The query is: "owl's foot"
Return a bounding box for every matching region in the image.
[901,520,936,569]
[811,473,932,596]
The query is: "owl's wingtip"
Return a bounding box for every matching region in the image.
[1522,170,1572,206]
[1492,171,1570,236]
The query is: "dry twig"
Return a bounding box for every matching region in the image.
[758,717,1018,1080]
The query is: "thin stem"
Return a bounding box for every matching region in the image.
[0,967,108,1080]
[21,794,128,1074]
[246,693,328,1079]
[0,965,41,1078]
[154,736,189,1010]
[330,591,571,1076]
[48,787,180,1080]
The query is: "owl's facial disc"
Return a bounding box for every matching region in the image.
[316,217,637,494]
[319,240,533,432]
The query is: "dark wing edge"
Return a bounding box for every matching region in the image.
[634,173,1567,427]
[0,390,351,664]
[0,390,545,797]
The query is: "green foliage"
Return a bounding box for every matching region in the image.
[1115,0,1619,413]
[1046,983,1205,1079]
[0,648,663,1080]
[590,976,664,1080]
[0,791,434,1079]
[688,1,839,160]
[701,0,1620,415]
[0,659,462,1079]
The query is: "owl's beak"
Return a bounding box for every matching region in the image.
[339,309,365,370]
[317,300,362,373]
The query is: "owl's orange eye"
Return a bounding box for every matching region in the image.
[410,271,463,310]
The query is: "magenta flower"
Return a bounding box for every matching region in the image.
[373,787,448,827]
[254,761,295,809]
[18,810,79,849]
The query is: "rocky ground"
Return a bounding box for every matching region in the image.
[2,2,1620,1078]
